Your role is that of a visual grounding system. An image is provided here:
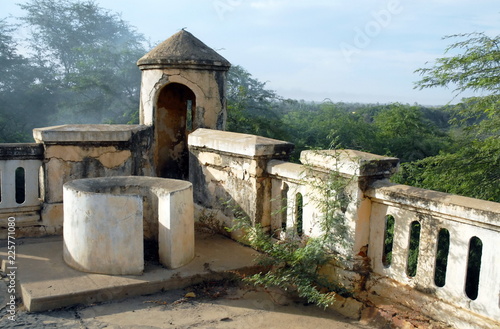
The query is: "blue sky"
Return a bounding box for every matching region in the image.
[3,0,499,105]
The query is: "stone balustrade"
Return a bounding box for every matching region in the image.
[262,147,500,328]
[0,144,43,238]
[366,180,500,328]
[0,128,498,327]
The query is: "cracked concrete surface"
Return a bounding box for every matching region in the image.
[0,280,372,329]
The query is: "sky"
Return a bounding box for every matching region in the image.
[2,0,499,105]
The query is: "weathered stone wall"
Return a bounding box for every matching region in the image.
[33,124,154,234]
[139,69,227,130]
[187,128,293,236]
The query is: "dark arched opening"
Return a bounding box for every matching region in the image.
[155,83,196,180]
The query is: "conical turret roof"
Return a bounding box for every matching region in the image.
[137,30,231,70]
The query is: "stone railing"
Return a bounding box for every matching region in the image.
[0,144,44,239]
[0,128,497,327]
[366,181,500,328]
[188,128,294,235]
[188,129,500,328]
[0,124,154,238]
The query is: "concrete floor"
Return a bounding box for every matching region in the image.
[0,232,373,329]
[0,231,259,312]
[0,279,371,329]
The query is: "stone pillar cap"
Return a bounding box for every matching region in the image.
[300,149,399,177]
[33,124,149,143]
[188,128,294,158]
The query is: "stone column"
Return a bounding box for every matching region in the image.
[188,128,293,234]
[300,149,399,292]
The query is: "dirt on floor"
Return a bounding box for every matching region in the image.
[0,277,375,329]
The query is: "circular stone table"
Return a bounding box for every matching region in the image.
[63,176,194,275]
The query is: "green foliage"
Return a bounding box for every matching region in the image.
[415,32,500,139]
[19,0,146,124]
[226,65,289,140]
[397,32,500,202]
[226,154,353,308]
[465,237,483,300]
[416,33,500,95]
[406,222,421,277]
[382,215,394,267]
[434,229,450,287]
[278,101,449,162]
[0,19,48,142]
[395,137,500,201]
[373,103,450,162]
[0,0,147,143]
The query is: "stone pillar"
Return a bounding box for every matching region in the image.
[300,149,399,292]
[188,128,293,234]
[157,187,195,269]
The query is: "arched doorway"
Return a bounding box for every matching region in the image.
[155,83,196,180]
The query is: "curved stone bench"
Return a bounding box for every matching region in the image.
[63,176,194,275]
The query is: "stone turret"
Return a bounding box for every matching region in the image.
[137,30,231,179]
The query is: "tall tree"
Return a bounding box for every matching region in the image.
[416,32,500,138]
[373,103,448,162]
[0,19,52,142]
[19,0,146,124]
[226,65,288,140]
[397,32,500,202]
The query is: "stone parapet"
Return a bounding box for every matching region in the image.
[300,149,399,179]
[33,124,149,143]
[188,129,293,234]
[0,143,44,160]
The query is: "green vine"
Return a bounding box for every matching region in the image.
[225,151,355,308]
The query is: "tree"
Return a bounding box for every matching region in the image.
[396,32,500,202]
[0,19,52,142]
[416,32,500,138]
[226,65,289,140]
[18,0,146,125]
[280,102,379,160]
[372,103,449,162]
